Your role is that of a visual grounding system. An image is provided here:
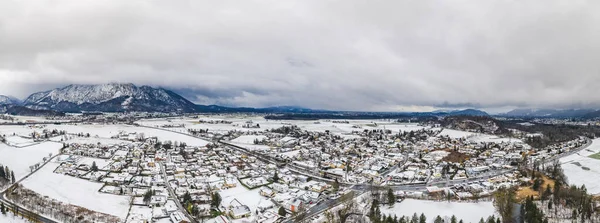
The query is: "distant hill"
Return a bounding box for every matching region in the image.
[0,95,20,105]
[501,108,597,118]
[0,105,64,116]
[23,83,198,113]
[264,109,489,120]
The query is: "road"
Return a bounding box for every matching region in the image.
[0,154,60,223]
[291,138,593,222]
[160,162,198,223]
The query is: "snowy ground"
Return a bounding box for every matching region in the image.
[0,212,31,223]
[380,199,496,223]
[41,124,210,147]
[219,180,276,222]
[467,134,523,144]
[231,135,268,144]
[4,136,37,147]
[436,129,475,139]
[0,141,62,179]
[138,117,429,139]
[436,128,520,143]
[56,136,132,145]
[21,159,130,219]
[560,139,600,194]
[77,157,111,170]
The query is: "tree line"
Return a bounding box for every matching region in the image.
[0,165,16,184]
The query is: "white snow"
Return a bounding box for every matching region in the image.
[219,180,275,221]
[0,212,31,223]
[231,135,268,144]
[560,139,600,194]
[0,141,61,179]
[77,157,111,170]
[380,199,496,223]
[437,129,520,143]
[21,159,130,219]
[4,136,36,147]
[437,129,475,139]
[44,124,209,147]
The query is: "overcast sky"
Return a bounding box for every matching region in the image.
[1,0,600,112]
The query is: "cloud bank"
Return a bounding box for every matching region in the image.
[1,0,599,111]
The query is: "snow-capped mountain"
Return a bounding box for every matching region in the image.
[0,95,20,105]
[23,83,198,112]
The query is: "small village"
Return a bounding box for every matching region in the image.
[0,115,594,223]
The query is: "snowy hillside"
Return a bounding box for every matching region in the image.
[23,83,197,112]
[0,95,19,105]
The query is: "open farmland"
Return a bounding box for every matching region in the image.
[561,139,600,194]
[20,159,130,219]
[0,141,61,179]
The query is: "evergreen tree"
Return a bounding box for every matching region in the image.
[211,192,222,208]
[0,165,5,179]
[272,172,279,182]
[451,215,457,223]
[278,207,286,216]
[387,188,396,206]
[333,178,340,191]
[419,213,426,223]
[411,213,419,223]
[10,171,14,183]
[541,186,552,201]
[4,167,9,181]
[434,215,443,223]
[493,187,515,223]
[143,189,154,205]
[0,202,5,215]
[91,161,99,172]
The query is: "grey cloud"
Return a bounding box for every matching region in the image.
[1,0,600,111]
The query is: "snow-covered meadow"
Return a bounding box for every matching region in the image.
[20,159,130,219]
[560,139,600,194]
[380,199,496,223]
[436,128,521,143]
[0,141,61,179]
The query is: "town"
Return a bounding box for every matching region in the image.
[0,113,598,223]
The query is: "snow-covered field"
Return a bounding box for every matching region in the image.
[4,136,37,147]
[377,123,428,133]
[437,129,475,139]
[138,117,435,141]
[231,135,268,144]
[560,139,600,194]
[0,141,61,179]
[467,134,522,144]
[380,199,496,223]
[57,136,132,145]
[21,159,130,219]
[436,128,520,143]
[0,212,31,223]
[77,157,111,170]
[41,124,210,147]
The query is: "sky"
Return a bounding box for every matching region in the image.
[1,0,600,112]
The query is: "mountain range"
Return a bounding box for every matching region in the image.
[21,83,197,112]
[0,83,330,114]
[1,83,600,119]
